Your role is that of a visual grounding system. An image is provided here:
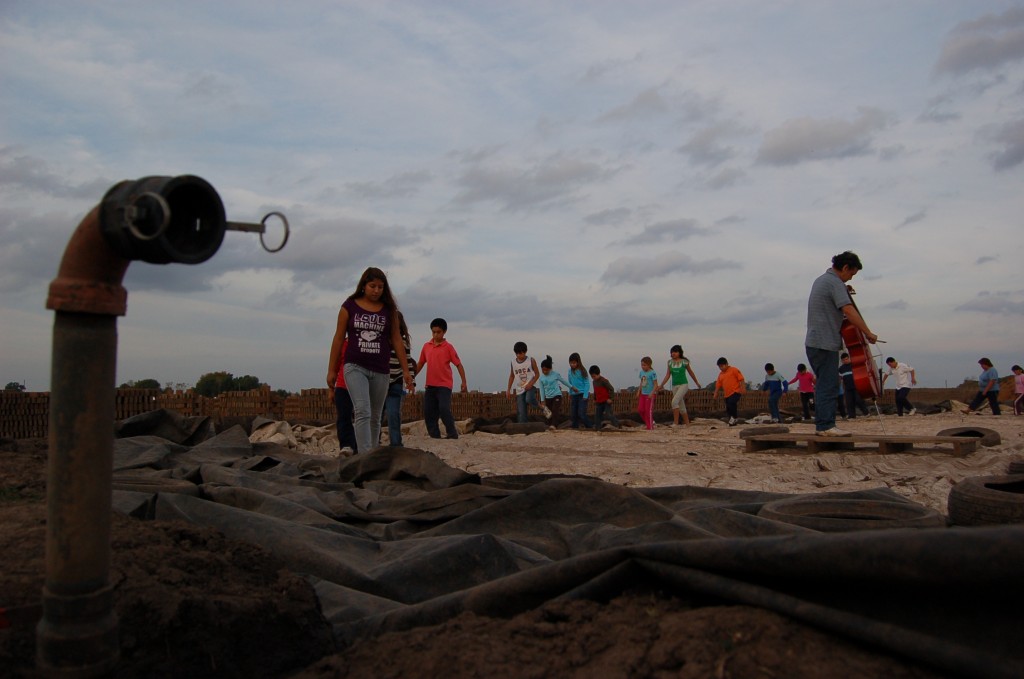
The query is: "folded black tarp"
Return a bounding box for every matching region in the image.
[111,410,1023,679]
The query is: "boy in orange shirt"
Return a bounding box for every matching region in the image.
[713,356,746,426]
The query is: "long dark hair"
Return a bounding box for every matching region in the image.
[349,266,399,313]
[569,352,585,377]
[670,344,689,361]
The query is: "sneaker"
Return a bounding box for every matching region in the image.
[908,408,917,416]
[816,427,852,437]
[728,417,737,426]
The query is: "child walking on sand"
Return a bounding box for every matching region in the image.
[567,352,592,429]
[538,355,571,419]
[415,318,468,439]
[657,344,701,426]
[589,365,620,429]
[637,357,658,430]
[714,357,746,426]
[506,341,541,423]
[760,363,788,424]
[789,363,816,420]
[881,357,917,416]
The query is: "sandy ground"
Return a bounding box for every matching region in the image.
[391,410,1024,515]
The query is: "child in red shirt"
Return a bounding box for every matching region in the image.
[588,365,620,429]
[415,318,467,439]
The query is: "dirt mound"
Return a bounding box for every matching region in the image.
[296,592,942,679]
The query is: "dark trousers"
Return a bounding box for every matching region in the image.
[594,401,619,428]
[546,395,563,418]
[799,392,814,419]
[424,386,458,438]
[725,393,741,418]
[844,385,870,418]
[895,387,914,415]
[968,390,1001,415]
[334,387,357,452]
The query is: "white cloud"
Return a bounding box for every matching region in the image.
[934,7,1024,76]
[756,107,894,166]
[600,253,741,286]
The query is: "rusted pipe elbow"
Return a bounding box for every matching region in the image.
[38,176,232,676]
[46,205,130,317]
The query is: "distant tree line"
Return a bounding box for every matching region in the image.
[114,373,289,398]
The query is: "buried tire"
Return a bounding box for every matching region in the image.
[757,497,945,532]
[947,474,1024,526]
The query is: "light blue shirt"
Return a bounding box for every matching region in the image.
[638,369,658,395]
[567,369,590,398]
[538,371,571,399]
[979,367,1000,392]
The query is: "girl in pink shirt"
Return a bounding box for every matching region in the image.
[789,364,817,420]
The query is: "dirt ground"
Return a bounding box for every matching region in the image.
[3,407,1021,678]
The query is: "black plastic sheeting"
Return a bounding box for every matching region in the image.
[112,410,1024,679]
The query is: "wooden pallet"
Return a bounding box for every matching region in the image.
[743,433,978,457]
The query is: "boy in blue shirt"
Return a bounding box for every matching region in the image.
[760,363,788,423]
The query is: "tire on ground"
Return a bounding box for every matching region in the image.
[757,497,946,532]
[935,426,1001,447]
[947,474,1024,526]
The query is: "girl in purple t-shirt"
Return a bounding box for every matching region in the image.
[326,267,413,454]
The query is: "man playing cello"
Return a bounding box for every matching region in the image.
[805,251,878,436]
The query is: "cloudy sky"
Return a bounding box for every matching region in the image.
[2,1,1022,395]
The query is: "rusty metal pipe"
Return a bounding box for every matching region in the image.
[36,176,272,676]
[38,205,128,675]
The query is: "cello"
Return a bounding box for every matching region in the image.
[839,285,881,400]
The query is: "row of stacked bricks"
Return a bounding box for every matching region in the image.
[212,386,283,421]
[286,388,335,423]
[155,390,205,417]
[0,390,49,439]
[116,389,163,420]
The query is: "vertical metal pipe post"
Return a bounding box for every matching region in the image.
[35,313,121,676]
[38,205,128,676]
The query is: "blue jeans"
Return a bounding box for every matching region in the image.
[570,393,591,428]
[343,363,389,454]
[967,390,1001,415]
[333,387,357,452]
[516,387,541,423]
[767,392,781,422]
[384,380,405,446]
[807,346,839,431]
[424,386,458,438]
